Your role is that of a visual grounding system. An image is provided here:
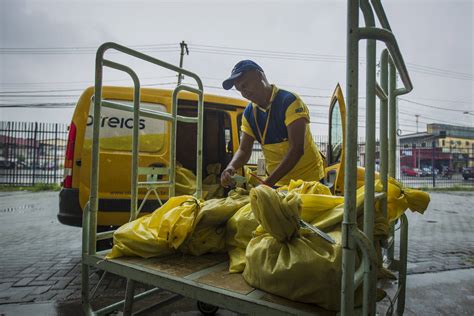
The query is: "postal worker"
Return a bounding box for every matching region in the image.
[220,60,325,188]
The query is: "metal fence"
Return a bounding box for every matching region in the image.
[0,121,69,186]
[397,144,473,188]
[249,135,329,165]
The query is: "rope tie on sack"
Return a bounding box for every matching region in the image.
[250,185,302,242]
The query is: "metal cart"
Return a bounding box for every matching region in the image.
[81,1,414,315]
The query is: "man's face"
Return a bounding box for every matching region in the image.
[234,70,267,106]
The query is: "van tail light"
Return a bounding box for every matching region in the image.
[63,122,77,188]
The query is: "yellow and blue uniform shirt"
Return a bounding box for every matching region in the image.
[241,85,325,186]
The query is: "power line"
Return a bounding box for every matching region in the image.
[0,43,177,50]
[0,94,79,98]
[406,62,472,79]
[0,103,75,108]
[199,76,334,92]
[0,48,179,55]
[190,46,348,63]
[3,42,472,81]
[406,67,472,81]
[404,96,472,105]
[0,81,179,96]
[308,103,470,128]
[193,43,472,77]
[2,86,469,123]
[399,98,473,114]
[191,43,346,60]
[191,49,347,64]
[306,96,473,118]
[191,43,472,81]
[300,94,331,99]
[308,120,417,133]
[0,43,179,55]
[0,75,177,86]
[398,111,470,127]
[7,41,470,79]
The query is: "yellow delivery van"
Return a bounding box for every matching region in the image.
[58,86,249,228]
[58,85,346,229]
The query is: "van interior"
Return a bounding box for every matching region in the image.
[176,103,233,178]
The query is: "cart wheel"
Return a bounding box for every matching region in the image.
[197,301,219,315]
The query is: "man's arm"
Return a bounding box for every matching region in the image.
[221,132,255,187]
[264,118,306,187]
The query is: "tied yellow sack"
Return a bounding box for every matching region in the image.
[242,185,345,311]
[375,177,430,224]
[175,163,225,199]
[202,163,225,199]
[226,203,258,273]
[280,179,332,195]
[179,188,249,256]
[226,180,344,273]
[107,195,200,259]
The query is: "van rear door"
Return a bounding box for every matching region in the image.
[78,98,170,221]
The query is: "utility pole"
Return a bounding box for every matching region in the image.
[415,114,419,133]
[431,138,436,187]
[178,41,189,85]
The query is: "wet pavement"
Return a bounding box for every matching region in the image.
[404,268,474,316]
[0,190,473,315]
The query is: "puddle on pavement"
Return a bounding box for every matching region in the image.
[0,204,40,214]
[0,301,85,316]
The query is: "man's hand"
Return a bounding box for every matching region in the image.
[220,132,255,188]
[221,166,236,188]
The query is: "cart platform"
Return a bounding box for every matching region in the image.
[85,251,334,315]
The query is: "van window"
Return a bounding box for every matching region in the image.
[84,99,167,153]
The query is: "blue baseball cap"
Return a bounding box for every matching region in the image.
[222,60,263,90]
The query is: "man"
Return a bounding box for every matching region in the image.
[220,60,325,188]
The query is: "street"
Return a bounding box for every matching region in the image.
[0,190,473,315]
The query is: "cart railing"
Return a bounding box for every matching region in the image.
[342,0,413,315]
[82,42,204,315]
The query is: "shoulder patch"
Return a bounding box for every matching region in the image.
[273,89,297,113]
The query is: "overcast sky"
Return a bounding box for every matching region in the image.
[1,0,472,137]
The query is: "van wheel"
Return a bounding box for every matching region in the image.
[197,301,219,315]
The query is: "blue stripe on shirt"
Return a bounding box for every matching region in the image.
[243,89,297,145]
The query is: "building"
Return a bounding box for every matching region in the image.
[399,124,474,171]
[0,135,66,169]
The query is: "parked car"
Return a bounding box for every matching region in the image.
[0,158,15,169]
[16,161,28,169]
[401,166,421,177]
[421,167,433,177]
[462,167,474,180]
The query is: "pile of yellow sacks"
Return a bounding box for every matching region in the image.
[107,175,429,311]
[107,188,249,259]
